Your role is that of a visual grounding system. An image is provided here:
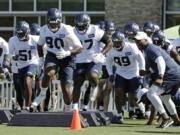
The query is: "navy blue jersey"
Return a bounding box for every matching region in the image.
[144,44,180,83]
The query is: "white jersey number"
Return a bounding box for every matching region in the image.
[46,37,64,49]
[114,56,130,66]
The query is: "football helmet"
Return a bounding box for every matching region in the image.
[112,31,125,50]
[143,21,155,36]
[74,13,91,34]
[154,23,160,32]
[124,22,140,39]
[47,8,62,32]
[30,23,41,35]
[16,21,30,41]
[152,30,165,46]
[97,21,105,30]
[104,20,115,36]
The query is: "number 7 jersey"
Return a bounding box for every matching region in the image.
[73,24,105,63]
[106,42,145,79]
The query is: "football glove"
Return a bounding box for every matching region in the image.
[56,49,71,59]
[92,53,105,64]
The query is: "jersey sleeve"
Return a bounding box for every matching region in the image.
[105,50,114,76]
[95,27,105,42]
[1,38,9,54]
[131,43,145,70]
[37,27,46,46]
[147,46,161,61]
[65,33,82,48]
[8,38,15,56]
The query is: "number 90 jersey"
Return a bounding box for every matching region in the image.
[8,35,40,69]
[106,42,145,79]
[38,23,82,54]
[73,24,105,63]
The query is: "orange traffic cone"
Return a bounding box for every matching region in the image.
[70,110,81,130]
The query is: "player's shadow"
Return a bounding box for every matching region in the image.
[136,131,180,134]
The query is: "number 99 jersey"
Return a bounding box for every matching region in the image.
[38,23,82,54]
[106,42,145,79]
[73,24,105,63]
[8,35,40,69]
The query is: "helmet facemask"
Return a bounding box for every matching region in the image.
[48,18,61,32]
[75,22,89,34]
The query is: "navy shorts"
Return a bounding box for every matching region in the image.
[18,64,39,92]
[163,79,180,94]
[18,64,39,78]
[44,52,75,83]
[115,74,141,93]
[74,62,101,77]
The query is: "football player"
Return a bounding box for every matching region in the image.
[9,21,40,110]
[31,8,82,112]
[172,26,180,55]
[106,31,145,123]
[124,22,140,41]
[97,20,115,111]
[30,23,41,36]
[0,37,10,81]
[143,21,155,37]
[152,30,180,65]
[134,31,180,128]
[72,14,112,110]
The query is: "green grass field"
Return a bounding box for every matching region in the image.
[0,119,180,135]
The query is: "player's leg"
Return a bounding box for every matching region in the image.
[146,85,173,128]
[25,64,41,110]
[18,67,28,109]
[31,52,58,107]
[161,94,180,125]
[97,65,112,111]
[87,63,101,102]
[60,65,74,111]
[72,64,86,110]
[32,65,56,107]
[114,75,126,124]
[82,82,91,111]
[13,73,23,109]
[128,77,142,119]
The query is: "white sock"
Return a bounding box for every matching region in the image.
[90,86,99,102]
[73,103,78,110]
[99,106,104,111]
[83,105,88,110]
[40,87,48,95]
[65,104,72,112]
[32,87,48,107]
[117,113,123,117]
[138,102,145,114]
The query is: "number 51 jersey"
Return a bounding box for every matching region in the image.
[8,35,40,69]
[106,42,145,79]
